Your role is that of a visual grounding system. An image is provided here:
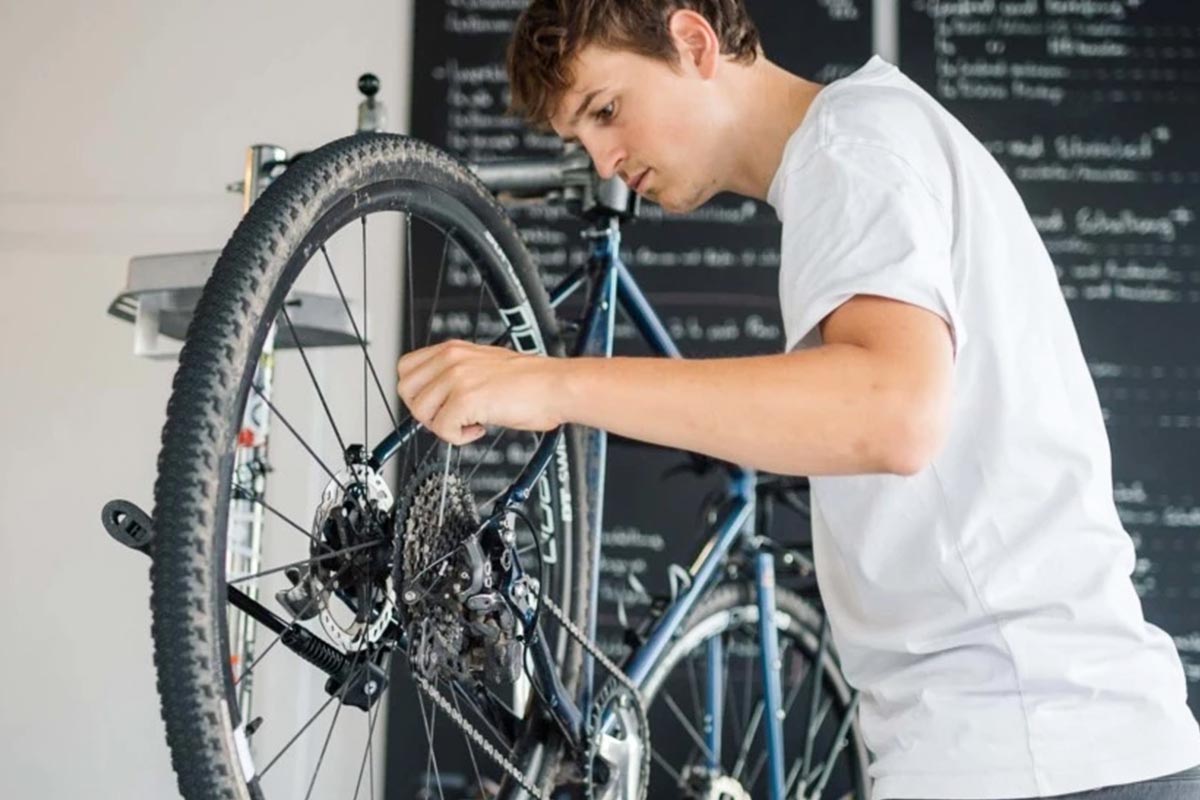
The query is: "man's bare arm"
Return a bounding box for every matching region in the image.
[557,294,955,476]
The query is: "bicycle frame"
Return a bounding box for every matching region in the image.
[369,214,789,799]
[538,218,788,799]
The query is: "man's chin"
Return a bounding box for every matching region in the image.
[654,188,710,215]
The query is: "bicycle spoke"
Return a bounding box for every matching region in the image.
[257,681,343,780]
[779,639,811,721]
[651,745,685,786]
[319,243,401,437]
[231,483,319,545]
[422,230,453,349]
[362,217,369,453]
[228,539,382,585]
[368,697,377,800]
[280,304,348,456]
[463,427,508,486]
[469,276,487,343]
[232,562,353,687]
[800,618,831,775]
[352,649,392,800]
[731,697,764,781]
[447,282,490,487]
[803,692,860,799]
[417,689,448,800]
[251,383,345,491]
[686,651,704,730]
[452,686,487,797]
[662,690,716,763]
[459,677,524,749]
[405,212,417,353]
[437,443,455,530]
[723,631,743,737]
[755,695,831,791]
[302,638,366,800]
[741,638,754,743]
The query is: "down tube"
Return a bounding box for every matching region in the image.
[624,488,753,688]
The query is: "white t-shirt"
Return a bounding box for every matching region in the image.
[767,55,1200,799]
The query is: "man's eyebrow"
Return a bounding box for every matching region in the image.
[569,86,607,126]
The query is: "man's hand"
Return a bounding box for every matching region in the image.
[396,339,565,446]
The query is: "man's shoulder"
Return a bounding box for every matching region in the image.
[817,77,949,162]
[773,77,957,215]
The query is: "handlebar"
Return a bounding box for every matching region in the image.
[468,148,593,199]
[468,146,639,221]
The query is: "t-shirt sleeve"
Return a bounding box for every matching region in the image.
[777,141,965,358]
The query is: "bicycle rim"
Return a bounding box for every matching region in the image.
[150,135,585,800]
[638,583,870,800]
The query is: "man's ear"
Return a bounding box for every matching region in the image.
[667,9,721,79]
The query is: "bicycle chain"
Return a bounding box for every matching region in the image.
[540,596,650,800]
[409,592,650,800]
[411,672,550,800]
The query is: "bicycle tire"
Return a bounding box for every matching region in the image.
[149,133,591,800]
[640,582,870,799]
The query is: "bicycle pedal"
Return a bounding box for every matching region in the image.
[100,499,155,557]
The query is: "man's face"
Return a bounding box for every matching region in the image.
[548,44,723,214]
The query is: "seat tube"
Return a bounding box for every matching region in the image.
[705,634,724,769]
[578,220,620,712]
[756,550,786,800]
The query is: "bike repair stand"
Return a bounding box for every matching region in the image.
[100,75,389,716]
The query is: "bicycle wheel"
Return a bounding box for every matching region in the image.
[640,583,870,799]
[150,133,590,800]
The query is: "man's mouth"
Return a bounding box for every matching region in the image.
[629,169,649,193]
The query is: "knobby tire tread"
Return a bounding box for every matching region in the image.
[149,133,590,800]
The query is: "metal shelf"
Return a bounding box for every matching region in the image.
[107,250,363,358]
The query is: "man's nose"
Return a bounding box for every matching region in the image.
[580,133,625,181]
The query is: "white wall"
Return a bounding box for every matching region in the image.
[0,2,412,797]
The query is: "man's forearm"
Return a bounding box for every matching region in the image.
[556,344,944,477]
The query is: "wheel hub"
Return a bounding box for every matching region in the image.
[680,768,752,800]
[275,453,397,651]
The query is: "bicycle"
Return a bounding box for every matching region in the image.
[103,132,868,800]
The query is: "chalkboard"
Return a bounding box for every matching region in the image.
[389,1,875,796]
[900,0,1200,714]
[387,1,1200,795]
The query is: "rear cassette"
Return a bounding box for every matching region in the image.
[394,453,524,683]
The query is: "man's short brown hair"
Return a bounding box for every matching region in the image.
[507,0,761,129]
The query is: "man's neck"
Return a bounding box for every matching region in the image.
[721,59,823,202]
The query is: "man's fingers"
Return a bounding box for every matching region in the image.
[460,424,487,445]
[430,393,486,446]
[407,371,456,429]
[396,343,463,409]
[396,338,470,383]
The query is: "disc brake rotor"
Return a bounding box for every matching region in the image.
[275,459,397,652]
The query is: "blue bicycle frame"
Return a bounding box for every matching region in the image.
[542,219,787,800]
[370,216,789,799]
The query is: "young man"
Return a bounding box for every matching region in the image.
[396,1,1200,797]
